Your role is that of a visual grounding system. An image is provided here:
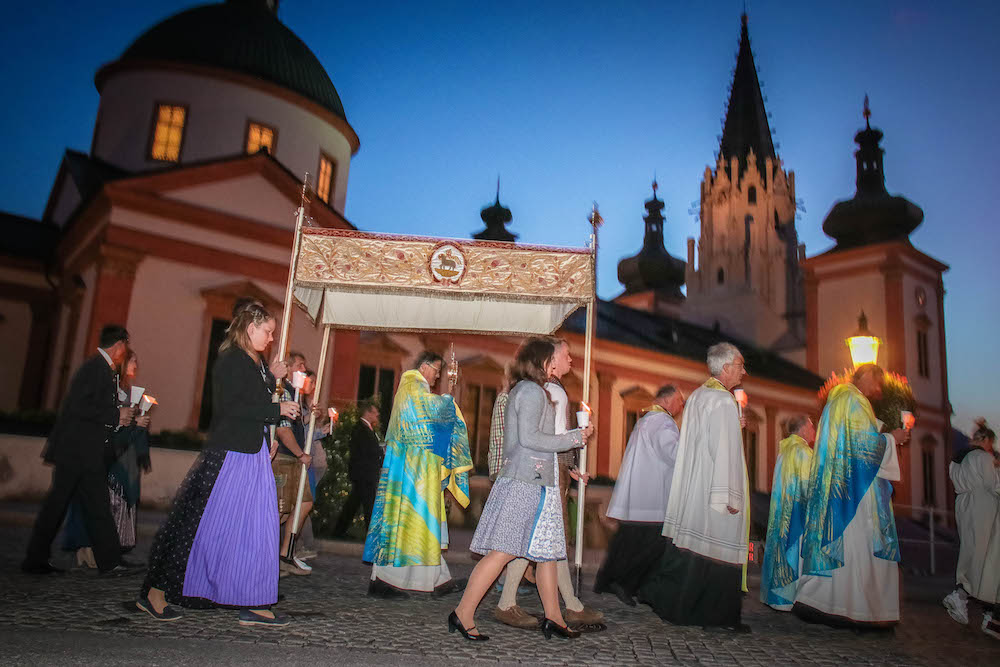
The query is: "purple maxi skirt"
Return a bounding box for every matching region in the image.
[141,439,279,608]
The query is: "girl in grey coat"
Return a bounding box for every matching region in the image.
[449,337,594,641]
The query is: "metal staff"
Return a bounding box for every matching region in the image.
[271,176,311,446]
[574,203,601,587]
[285,323,332,559]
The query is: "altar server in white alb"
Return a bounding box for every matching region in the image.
[942,418,1000,637]
[639,343,750,632]
[793,363,910,629]
[595,384,684,606]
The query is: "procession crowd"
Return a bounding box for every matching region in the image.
[18,298,1000,643]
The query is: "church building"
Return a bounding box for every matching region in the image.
[0,3,949,515]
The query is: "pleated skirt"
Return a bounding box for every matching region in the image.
[141,439,278,608]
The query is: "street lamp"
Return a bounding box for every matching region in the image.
[846,311,881,367]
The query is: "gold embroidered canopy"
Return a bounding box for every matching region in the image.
[293,229,594,334]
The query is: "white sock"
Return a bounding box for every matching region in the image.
[557,559,584,612]
[499,558,530,610]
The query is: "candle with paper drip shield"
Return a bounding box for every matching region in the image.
[900,410,915,430]
[138,394,158,416]
[733,388,748,420]
[129,386,146,407]
[576,401,592,428]
[290,371,307,402]
[327,407,339,424]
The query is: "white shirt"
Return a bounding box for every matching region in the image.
[544,381,568,435]
[97,347,114,368]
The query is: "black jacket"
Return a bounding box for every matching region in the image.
[348,420,383,481]
[205,347,281,454]
[44,353,121,471]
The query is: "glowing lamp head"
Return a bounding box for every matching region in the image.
[847,312,881,368]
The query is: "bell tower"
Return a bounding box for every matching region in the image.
[683,14,805,357]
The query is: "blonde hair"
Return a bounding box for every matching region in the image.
[220,302,274,360]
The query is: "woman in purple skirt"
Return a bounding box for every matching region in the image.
[137,302,300,626]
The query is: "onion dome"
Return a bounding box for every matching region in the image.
[617,181,686,297]
[822,97,923,250]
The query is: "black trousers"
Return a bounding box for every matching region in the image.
[26,464,122,571]
[595,521,667,596]
[332,476,377,536]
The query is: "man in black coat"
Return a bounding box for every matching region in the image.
[23,325,142,575]
[332,400,383,537]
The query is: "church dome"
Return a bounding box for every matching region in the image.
[97,0,347,121]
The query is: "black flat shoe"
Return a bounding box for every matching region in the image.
[367,578,409,600]
[541,618,581,639]
[21,561,65,575]
[448,611,489,641]
[432,577,468,598]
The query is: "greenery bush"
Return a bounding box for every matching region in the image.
[310,403,369,541]
[0,409,57,436]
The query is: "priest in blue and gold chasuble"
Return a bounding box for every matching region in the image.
[364,367,472,592]
[761,427,814,610]
[801,382,899,577]
[794,366,905,626]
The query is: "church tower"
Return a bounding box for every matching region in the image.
[802,99,949,515]
[683,14,805,357]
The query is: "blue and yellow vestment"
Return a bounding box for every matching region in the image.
[760,434,812,609]
[801,383,899,578]
[363,370,473,568]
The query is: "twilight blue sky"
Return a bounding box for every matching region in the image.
[1,1,997,433]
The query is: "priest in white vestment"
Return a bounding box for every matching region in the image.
[638,343,750,632]
[595,384,685,606]
[794,364,910,628]
[943,418,1000,633]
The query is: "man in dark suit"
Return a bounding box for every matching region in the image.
[23,325,142,575]
[332,400,383,537]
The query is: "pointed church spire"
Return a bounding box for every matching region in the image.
[719,13,775,176]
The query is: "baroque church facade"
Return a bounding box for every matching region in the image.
[0,3,949,516]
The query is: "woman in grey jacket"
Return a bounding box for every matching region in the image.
[449,338,594,641]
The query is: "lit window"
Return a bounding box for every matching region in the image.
[246,121,276,154]
[150,104,186,162]
[317,153,335,203]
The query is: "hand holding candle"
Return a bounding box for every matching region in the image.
[734,388,748,428]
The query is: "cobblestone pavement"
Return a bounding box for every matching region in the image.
[0,524,996,666]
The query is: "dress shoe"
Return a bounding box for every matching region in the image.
[541,618,581,639]
[564,606,605,625]
[279,556,311,576]
[431,577,467,598]
[367,578,410,600]
[448,611,489,641]
[607,582,636,607]
[21,560,65,575]
[494,604,542,629]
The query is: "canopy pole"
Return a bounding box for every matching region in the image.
[285,323,332,559]
[574,203,602,588]
[272,177,310,446]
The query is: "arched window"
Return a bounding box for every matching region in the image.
[717,268,725,285]
[747,186,757,204]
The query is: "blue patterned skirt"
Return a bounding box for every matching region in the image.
[470,476,565,562]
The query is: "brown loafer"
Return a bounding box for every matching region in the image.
[564,606,604,625]
[494,605,542,629]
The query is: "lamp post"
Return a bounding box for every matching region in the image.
[846,311,881,367]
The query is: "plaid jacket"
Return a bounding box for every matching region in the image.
[487,391,508,480]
